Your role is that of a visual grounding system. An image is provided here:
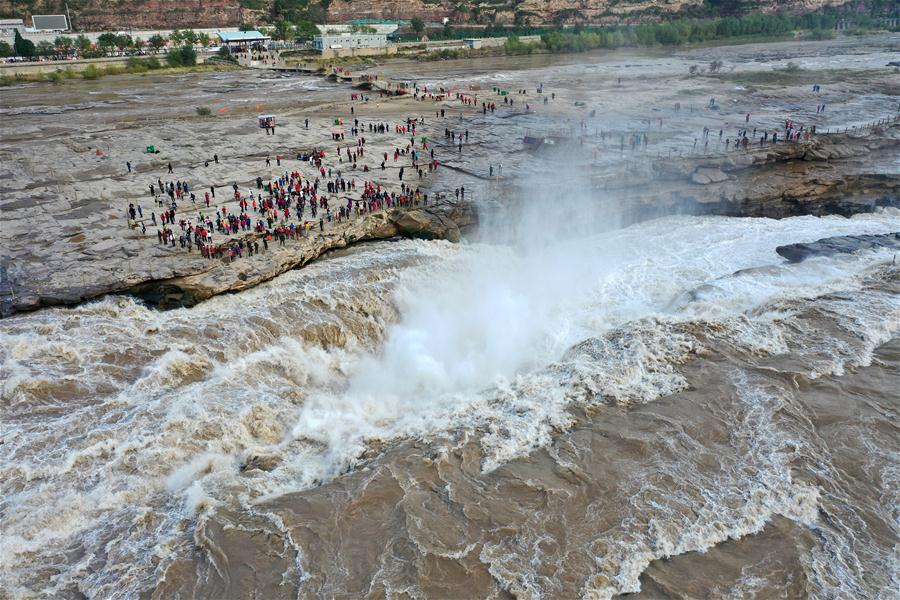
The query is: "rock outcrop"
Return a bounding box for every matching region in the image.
[775,231,900,263]
[0,203,475,316]
[594,124,900,224]
[129,204,474,310]
[1,0,247,30]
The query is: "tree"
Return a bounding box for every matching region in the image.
[294,20,320,40]
[273,20,295,40]
[181,44,197,65]
[166,44,197,67]
[197,32,210,46]
[148,34,166,51]
[74,34,92,53]
[0,40,12,58]
[14,30,36,57]
[114,34,133,50]
[97,32,118,49]
[169,29,184,44]
[239,22,255,31]
[35,40,55,56]
[181,29,198,44]
[54,36,74,53]
[411,17,425,36]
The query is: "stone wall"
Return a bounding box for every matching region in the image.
[319,45,397,59]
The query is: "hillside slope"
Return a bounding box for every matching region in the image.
[0,0,861,32]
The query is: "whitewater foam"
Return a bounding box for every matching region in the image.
[1,210,898,597]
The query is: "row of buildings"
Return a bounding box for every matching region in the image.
[220,30,393,59]
[1,16,397,57]
[1,18,492,59]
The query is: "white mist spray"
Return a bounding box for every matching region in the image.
[287,156,629,477]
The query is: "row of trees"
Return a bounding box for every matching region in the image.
[0,28,215,59]
[267,19,319,41]
[540,13,848,53]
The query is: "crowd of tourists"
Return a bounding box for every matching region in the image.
[127,111,451,263]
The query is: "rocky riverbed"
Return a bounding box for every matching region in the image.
[1,33,898,318]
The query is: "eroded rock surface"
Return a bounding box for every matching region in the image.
[130,204,476,309]
[776,231,900,263]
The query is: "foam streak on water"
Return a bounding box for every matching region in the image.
[1,210,898,597]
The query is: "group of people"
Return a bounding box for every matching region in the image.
[124,72,563,264]
[127,108,456,263]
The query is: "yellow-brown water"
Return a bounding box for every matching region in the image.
[2,210,898,598]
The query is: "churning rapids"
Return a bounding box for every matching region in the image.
[2,204,899,598]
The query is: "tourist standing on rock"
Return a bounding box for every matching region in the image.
[168,163,173,174]
[126,161,132,173]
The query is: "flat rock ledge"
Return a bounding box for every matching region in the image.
[129,204,475,310]
[0,203,475,316]
[776,231,900,263]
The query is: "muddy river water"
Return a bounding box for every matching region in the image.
[1,34,899,599]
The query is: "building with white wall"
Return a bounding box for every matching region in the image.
[313,33,388,50]
[0,18,25,34]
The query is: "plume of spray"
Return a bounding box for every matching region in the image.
[354,158,626,394]
[288,150,629,477]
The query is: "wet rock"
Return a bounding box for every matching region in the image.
[390,209,461,242]
[240,454,282,473]
[776,232,900,263]
[691,167,729,185]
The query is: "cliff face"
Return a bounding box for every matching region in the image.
[326,0,705,24]
[0,0,247,30]
[0,0,858,30]
[325,0,856,25]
